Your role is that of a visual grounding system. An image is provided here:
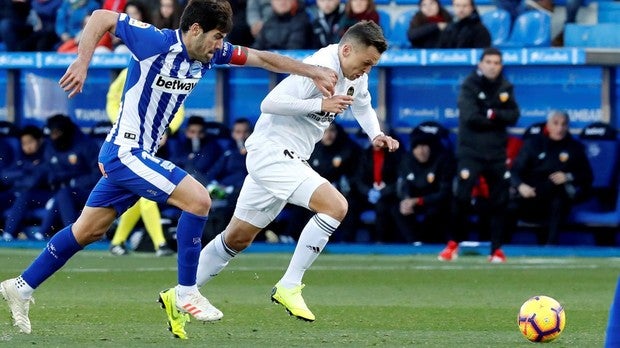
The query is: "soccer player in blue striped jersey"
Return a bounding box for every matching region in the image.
[0,0,337,337]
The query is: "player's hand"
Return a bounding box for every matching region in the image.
[312,66,338,97]
[322,95,353,114]
[59,59,89,98]
[372,134,399,152]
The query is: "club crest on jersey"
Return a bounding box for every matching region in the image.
[152,74,199,94]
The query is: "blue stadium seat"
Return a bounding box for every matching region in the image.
[389,9,416,49]
[570,123,620,228]
[598,2,620,23]
[377,9,393,46]
[480,9,511,46]
[564,23,620,48]
[498,11,551,47]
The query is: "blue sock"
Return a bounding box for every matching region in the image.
[21,225,83,288]
[176,211,207,286]
[605,276,620,347]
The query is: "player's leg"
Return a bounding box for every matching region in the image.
[1,204,117,333]
[272,180,346,322]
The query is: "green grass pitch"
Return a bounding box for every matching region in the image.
[0,248,618,347]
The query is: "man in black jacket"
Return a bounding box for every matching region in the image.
[510,110,593,245]
[437,0,491,48]
[438,47,520,262]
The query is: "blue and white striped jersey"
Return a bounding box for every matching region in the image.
[106,13,236,154]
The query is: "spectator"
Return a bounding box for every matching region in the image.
[407,0,452,48]
[113,1,151,53]
[437,0,491,48]
[310,0,345,49]
[394,123,454,244]
[57,13,113,53]
[55,0,100,49]
[438,47,519,262]
[352,129,404,243]
[170,116,225,184]
[152,0,181,30]
[21,0,63,51]
[510,111,593,245]
[0,0,33,51]
[226,0,254,47]
[0,121,18,229]
[338,0,379,37]
[252,0,312,50]
[202,118,254,241]
[37,114,100,239]
[246,0,275,41]
[1,126,51,241]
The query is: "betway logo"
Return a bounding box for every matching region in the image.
[152,74,199,94]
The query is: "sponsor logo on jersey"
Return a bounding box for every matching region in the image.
[152,74,199,94]
[129,18,150,28]
[306,111,335,123]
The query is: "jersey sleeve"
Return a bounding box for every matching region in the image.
[114,13,171,60]
[210,42,237,65]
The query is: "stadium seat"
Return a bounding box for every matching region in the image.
[598,2,620,23]
[377,9,393,47]
[570,122,620,228]
[388,9,416,49]
[480,9,511,46]
[498,10,551,47]
[564,23,620,48]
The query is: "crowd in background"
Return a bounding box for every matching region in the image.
[0,0,613,252]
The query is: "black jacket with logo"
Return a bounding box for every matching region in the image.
[456,69,520,161]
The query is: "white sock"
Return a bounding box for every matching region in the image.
[278,213,339,288]
[196,233,237,287]
[15,276,34,299]
[175,284,198,300]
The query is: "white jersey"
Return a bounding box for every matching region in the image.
[106,14,236,154]
[244,44,383,160]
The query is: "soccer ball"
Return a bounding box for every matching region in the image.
[518,295,566,342]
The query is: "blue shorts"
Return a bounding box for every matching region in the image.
[86,142,187,215]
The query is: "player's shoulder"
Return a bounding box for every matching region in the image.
[305,44,340,71]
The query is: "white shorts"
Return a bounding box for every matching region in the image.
[234,141,328,228]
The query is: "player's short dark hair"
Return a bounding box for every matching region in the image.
[187,115,206,126]
[480,47,502,62]
[180,0,233,34]
[340,21,388,54]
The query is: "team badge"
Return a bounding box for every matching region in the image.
[332,156,342,168]
[427,172,435,183]
[559,151,569,162]
[499,92,509,102]
[460,169,470,180]
[478,92,486,100]
[347,86,354,96]
[538,152,546,160]
[68,154,78,165]
[407,173,415,181]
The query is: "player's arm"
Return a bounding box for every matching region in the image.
[59,9,119,98]
[232,46,337,97]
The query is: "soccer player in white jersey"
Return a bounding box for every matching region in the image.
[0,0,338,338]
[160,20,399,336]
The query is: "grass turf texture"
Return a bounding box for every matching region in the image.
[0,248,617,347]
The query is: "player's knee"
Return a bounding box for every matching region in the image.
[187,192,212,216]
[329,194,348,221]
[224,229,253,251]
